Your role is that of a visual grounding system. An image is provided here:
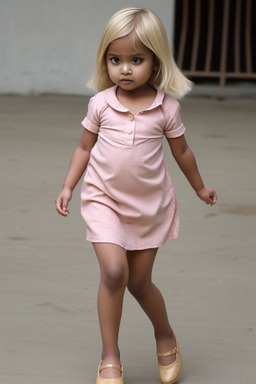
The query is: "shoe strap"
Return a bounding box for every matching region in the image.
[99,363,123,373]
[156,347,177,357]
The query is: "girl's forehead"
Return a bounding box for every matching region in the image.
[107,33,148,53]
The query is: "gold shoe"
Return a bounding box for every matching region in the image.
[156,334,182,384]
[96,362,124,384]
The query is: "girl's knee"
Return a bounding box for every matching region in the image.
[127,277,150,299]
[94,243,128,292]
[102,265,128,291]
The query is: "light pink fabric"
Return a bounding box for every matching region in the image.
[81,85,185,250]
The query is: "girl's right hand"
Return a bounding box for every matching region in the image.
[55,187,72,216]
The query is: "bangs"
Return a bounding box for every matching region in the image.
[110,31,150,53]
[130,31,147,52]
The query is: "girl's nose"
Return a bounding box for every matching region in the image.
[121,63,131,75]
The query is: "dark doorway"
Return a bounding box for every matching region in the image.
[174,0,256,85]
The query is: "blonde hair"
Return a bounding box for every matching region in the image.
[88,8,192,98]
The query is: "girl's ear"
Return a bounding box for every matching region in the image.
[153,57,160,72]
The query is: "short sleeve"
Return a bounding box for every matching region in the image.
[164,100,186,139]
[81,96,100,134]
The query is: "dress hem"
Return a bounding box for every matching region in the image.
[85,236,178,251]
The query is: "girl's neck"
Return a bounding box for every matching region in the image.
[116,84,157,115]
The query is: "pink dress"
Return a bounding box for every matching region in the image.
[81,85,185,250]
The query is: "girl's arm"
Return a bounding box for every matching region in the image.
[167,135,217,205]
[56,129,98,216]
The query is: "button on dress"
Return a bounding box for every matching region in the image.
[80,85,186,250]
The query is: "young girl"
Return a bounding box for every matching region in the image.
[56,8,217,384]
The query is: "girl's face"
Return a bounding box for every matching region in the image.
[106,34,158,93]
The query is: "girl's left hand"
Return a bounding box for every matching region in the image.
[196,186,218,206]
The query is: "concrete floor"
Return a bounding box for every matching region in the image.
[0,92,256,383]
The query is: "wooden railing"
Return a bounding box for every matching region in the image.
[175,0,256,86]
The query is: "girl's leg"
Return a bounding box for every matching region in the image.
[93,243,128,379]
[126,248,177,366]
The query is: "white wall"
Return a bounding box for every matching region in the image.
[0,0,175,95]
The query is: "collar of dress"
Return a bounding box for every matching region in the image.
[104,85,165,113]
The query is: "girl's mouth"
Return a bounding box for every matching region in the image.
[120,78,133,84]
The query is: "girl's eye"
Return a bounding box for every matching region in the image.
[132,57,142,65]
[111,57,120,64]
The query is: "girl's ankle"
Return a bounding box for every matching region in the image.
[101,351,121,365]
[155,332,176,352]
[156,332,177,366]
[155,329,174,343]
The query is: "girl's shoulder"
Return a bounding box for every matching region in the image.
[160,92,185,135]
[161,92,182,119]
[162,92,180,110]
[88,86,116,114]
